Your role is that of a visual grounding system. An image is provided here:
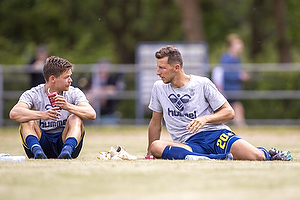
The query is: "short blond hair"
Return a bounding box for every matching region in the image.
[226,33,241,47]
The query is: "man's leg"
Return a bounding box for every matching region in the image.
[58,114,84,159]
[150,140,230,160]
[20,121,47,159]
[149,140,191,158]
[230,139,269,161]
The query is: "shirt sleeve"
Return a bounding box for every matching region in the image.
[148,81,163,113]
[211,66,224,87]
[204,78,227,111]
[18,90,36,109]
[72,88,89,105]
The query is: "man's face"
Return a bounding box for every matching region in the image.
[231,39,244,54]
[54,69,73,91]
[156,57,176,84]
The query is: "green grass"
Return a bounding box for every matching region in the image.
[1,125,300,200]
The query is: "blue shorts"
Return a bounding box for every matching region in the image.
[21,129,85,159]
[184,129,241,154]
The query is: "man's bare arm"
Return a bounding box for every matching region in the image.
[147,111,163,155]
[187,102,234,133]
[51,95,96,120]
[9,102,61,123]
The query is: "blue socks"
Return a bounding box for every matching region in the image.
[161,146,228,160]
[58,137,78,159]
[161,146,272,161]
[25,135,79,159]
[25,135,47,159]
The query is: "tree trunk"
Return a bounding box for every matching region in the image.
[273,0,291,63]
[174,0,205,41]
[249,0,265,60]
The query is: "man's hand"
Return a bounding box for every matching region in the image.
[187,116,208,134]
[50,95,96,121]
[42,106,61,121]
[53,95,69,110]
[186,102,235,134]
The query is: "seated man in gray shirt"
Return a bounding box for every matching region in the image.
[146,45,292,161]
[10,56,96,159]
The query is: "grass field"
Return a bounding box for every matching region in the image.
[1,125,300,200]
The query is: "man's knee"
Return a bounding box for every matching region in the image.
[149,140,165,158]
[253,149,266,161]
[67,114,83,126]
[20,120,36,128]
[20,120,40,139]
[231,139,266,161]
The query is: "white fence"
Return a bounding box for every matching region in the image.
[1,63,300,126]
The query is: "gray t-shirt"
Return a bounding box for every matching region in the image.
[148,75,231,143]
[18,84,89,133]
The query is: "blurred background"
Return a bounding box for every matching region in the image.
[0,0,300,126]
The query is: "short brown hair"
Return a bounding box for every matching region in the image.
[43,56,74,82]
[155,45,183,67]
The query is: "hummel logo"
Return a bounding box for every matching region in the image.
[168,94,191,111]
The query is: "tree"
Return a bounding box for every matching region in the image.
[249,0,265,60]
[96,0,182,63]
[272,0,291,63]
[0,0,298,64]
[174,0,205,41]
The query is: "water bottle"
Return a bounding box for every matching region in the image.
[0,154,26,162]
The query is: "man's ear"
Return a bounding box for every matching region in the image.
[174,64,180,71]
[49,75,56,83]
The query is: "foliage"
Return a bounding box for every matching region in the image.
[0,0,299,64]
[242,71,300,119]
[0,0,182,64]
[1,0,300,122]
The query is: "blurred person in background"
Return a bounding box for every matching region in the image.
[212,34,250,126]
[26,44,49,88]
[87,59,125,124]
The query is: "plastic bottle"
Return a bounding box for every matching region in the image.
[0,154,26,162]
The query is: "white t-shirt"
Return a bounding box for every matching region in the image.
[148,75,231,143]
[18,84,89,133]
[211,66,224,89]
